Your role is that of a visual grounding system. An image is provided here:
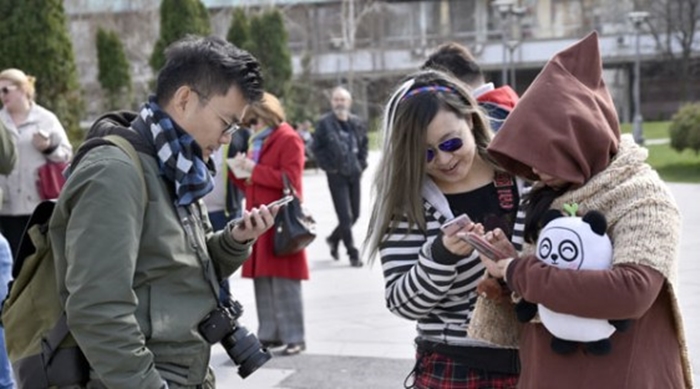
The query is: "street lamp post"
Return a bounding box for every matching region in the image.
[507,39,520,90]
[492,0,526,88]
[628,11,649,145]
[492,0,515,86]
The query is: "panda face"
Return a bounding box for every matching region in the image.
[537,227,584,270]
[536,216,613,271]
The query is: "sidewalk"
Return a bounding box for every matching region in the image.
[214,151,699,388]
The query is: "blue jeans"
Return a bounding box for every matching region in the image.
[0,233,15,388]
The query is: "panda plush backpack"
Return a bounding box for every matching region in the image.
[515,204,631,355]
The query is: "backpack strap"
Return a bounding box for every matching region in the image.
[39,135,148,365]
[102,134,148,203]
[41,313,70,365]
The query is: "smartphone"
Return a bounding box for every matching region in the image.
[230,195,294,229]
[462,232,508,261]
[440,214,471,236]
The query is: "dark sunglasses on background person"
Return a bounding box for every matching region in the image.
[426,138,464,163]
[0,85,18,96]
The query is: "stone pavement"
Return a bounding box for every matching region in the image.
[213,151,700,388]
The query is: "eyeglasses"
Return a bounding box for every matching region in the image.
[206,103,240,137]
[0,85,17,96]
[191,88,242,137]
[426,138,464,163]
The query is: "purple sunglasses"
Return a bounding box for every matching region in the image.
[426,138,464,162]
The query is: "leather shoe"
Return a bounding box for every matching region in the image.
[282,342,306,356]
[326,237,339,260]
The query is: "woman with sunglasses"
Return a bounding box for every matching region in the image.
[366,69,526,389]
[0,68,72,256]
[228,92,309,356]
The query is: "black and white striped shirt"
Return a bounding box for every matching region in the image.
[379,179,527,346]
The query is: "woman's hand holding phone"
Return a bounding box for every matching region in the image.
[441,218,484,257]
[473,228,518,279]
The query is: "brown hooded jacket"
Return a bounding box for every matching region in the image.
[478,32,691,388]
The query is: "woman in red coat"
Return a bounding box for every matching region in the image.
[229,92,308,356]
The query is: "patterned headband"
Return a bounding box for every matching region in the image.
[399,85,457,102]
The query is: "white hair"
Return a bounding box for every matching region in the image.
[331,86,352,101]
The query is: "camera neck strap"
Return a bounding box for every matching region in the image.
[176,203,223,304]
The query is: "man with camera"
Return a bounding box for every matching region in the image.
[50,36,273,389]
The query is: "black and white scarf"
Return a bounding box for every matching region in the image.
[132,98,214,206]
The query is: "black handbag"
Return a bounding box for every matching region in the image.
[273,174,317,256]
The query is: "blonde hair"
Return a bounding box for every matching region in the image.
[0,68,36,101]
[243,92,285,128]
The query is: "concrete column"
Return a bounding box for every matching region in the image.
[440,0,451,37]
[475,0,488,43]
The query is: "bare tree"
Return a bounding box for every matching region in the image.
[635,0,700,99]
[337,0,384,90]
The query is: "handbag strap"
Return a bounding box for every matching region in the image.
[281,172,297,196]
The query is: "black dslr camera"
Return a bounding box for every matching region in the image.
[198,300,272,378]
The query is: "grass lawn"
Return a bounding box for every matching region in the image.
[368,120,700,183]
[622,121,700,183]
[646,143,700,183]
[620,121,670,140]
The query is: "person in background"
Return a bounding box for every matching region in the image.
[478,32,691,388]
[0,118,15,389]
[295,120,314,168]
[422,42,519,132]
[366,69,527,388]
[230,92,309,356]
[312,87,368,267]
[50,35,273,388]
[0,68,72,257]
[204,122,251,229]
[295,119,313,146]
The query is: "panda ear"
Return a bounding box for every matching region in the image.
[541,209,564,227]
[582,210,608,235]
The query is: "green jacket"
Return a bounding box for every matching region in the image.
[0,120,17,208]
[49,141,252,388]
[0,120,15,174]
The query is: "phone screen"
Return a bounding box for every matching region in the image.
[230,195,294,229]
[267,195,294,208]
[440,214,471,236]
[462,233,508,260]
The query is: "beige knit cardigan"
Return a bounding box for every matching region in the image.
[468,135,693,388]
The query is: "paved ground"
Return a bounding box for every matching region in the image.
[213,151,699,388]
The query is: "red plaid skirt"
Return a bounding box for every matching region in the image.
[407,351,519,389]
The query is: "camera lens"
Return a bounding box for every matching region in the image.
[221,326,272,378]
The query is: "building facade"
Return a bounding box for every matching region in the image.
[64,0,700,123]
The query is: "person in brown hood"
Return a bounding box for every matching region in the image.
[473,32,692,388]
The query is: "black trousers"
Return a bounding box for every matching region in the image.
[326,172,361,260]
[0,214,31,260]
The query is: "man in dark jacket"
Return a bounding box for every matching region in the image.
[312,87,368,267]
